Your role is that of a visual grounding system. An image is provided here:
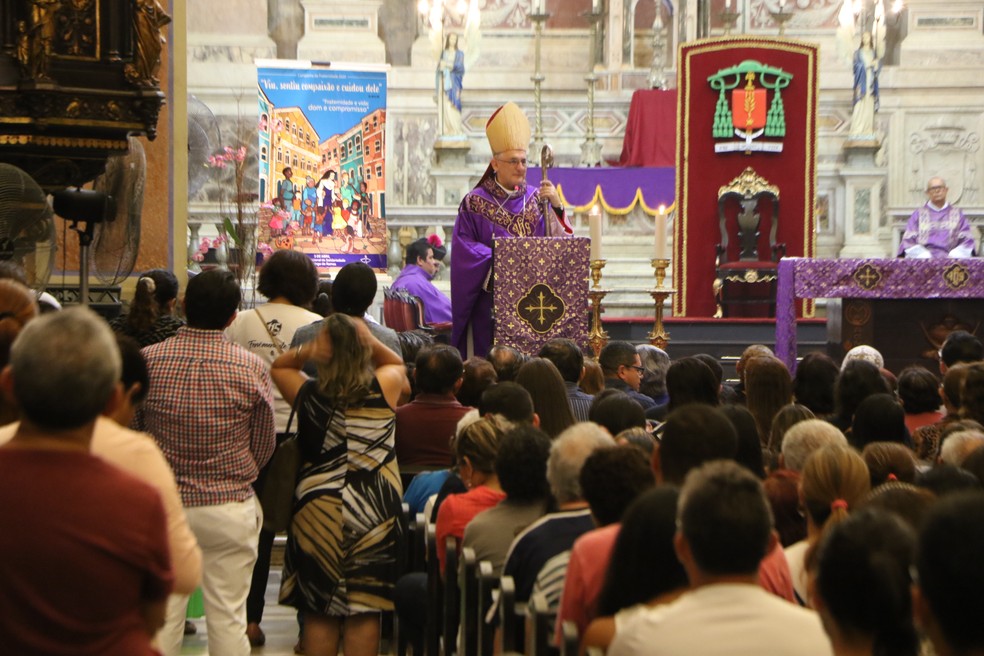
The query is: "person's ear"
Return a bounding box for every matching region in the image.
[452,376,464,394]
[651,443,663,483]
[532,412,540,428]
[102,381,125,418]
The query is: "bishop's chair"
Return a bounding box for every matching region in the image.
[714,167,784,318]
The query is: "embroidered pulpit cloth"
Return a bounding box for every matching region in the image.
[493,237,590,355]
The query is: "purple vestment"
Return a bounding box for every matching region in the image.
[898,203,975,258]
[391,263,453,324]
[451,176,548,358]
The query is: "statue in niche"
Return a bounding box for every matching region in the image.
[429,0,481,139]
[127,0,172,87]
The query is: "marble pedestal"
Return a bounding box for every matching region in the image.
[839,142,888,258]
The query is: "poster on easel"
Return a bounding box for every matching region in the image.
[257,61,388,273]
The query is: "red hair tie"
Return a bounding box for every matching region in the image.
[830,499,849,512]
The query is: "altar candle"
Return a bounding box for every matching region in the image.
[725,0,731,9]
[589,204,603,261]
[592,0,601,12]
[655,205,667,259]
[533,0,544,13]
[779,0,786,7]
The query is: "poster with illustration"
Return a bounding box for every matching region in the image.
[257,61,388,272]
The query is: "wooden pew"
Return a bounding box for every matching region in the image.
[444,536,460,656]
[458,548,479,656]
[498,576,518,654]
[425,522,442,656]
[560,620,579,656]
[476,560,497,656]
[526,591,553,656]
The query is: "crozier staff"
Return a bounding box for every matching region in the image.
[450,102,573,359]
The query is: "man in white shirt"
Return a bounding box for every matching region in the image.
[608,461,833,656]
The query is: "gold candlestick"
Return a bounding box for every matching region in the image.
[646,258,676,349]
[588,259,610,357]
[770,9,793,37]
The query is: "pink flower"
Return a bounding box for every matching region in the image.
[192,252,204,262]
[427,233,444,248]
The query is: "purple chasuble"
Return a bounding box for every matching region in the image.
[391,263,453,324]
[898,203,975,258]
[451,176,547,358]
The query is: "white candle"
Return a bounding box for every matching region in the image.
[589,204,602,261]
[592,0,601,12]
[779,0,786,7]
[725,0,732,9]
[655,205,667,259]
[533,0,544,14]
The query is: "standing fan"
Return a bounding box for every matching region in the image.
[188,95,221,198]
[91,136,145,285]
[0,164,56,293]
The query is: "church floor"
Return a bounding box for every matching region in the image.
[180,570,302,655]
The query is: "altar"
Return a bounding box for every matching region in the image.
[776,258,984,374]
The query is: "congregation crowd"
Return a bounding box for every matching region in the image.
[2,248,984,656]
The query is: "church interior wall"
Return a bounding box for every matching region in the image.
[181,0,984,286]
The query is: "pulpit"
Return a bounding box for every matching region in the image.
[492,237,590,354]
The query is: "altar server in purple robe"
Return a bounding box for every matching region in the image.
[391,235,452,324]
[450,102,573,358]
[899,177,976,258]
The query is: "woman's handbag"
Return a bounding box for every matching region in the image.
[258,381,307,533]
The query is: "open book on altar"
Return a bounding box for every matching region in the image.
[492,237,591,354]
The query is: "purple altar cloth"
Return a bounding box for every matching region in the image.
[526,167,675,215]
[776,257,984,373]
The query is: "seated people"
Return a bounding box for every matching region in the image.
[599,341,656,411]
[0,309,174,654]
[608,461,833,656]
[899,177,975,258]
[391,236,452,325]
[463,424,552,575]
[396,344,471,468]
[538,338,595,422]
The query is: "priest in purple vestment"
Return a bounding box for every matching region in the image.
[450,102,573,358]
[391,236,452,324]
[899,176,976,258]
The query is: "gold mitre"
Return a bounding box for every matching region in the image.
[485,102,530,155]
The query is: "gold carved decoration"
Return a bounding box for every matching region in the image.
[125,0,172,87]
[724,270,777,284]
[852,263,883,291]
[54,0,99,59]
[943,263,970,290]
[717,166,780,200]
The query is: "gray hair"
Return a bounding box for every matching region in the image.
[781,419,848,473]
[10,308,121,430]
[940,430,984,467]
[547,422,614,504]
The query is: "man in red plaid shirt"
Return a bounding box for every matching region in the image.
[136,269,276,655]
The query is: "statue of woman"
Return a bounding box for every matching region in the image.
[429,0,481,139]
[849,31,880,140]
[437,33,466,136]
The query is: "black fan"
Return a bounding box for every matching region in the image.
[91,136,145,285]
[0,164,56,293]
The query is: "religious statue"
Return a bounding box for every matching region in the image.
[127,0,172,87]
[838,0,887,142]
[21,0,59,82]
[849,31,880,140]
[428,0,481,139]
